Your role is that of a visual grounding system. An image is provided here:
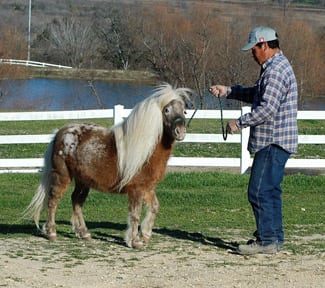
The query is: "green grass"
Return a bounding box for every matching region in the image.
[0,172,324,255]
[0,119,113,135]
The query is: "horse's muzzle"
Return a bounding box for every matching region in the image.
[173,118,186,141]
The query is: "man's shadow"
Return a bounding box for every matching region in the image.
[153,227,238,251]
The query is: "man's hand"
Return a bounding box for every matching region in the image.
[226,120,239,134]
[209,85,228,97]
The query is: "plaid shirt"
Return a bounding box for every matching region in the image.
[228,51,298,154]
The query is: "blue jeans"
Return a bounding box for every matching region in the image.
[248,144,290,246]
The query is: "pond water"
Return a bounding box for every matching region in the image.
[0,78,154,111]
[0,78,324,111]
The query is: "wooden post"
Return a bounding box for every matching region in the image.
[240,106,251,174]
[114,104,124,125]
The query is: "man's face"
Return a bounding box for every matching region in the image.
[251,44,266,65]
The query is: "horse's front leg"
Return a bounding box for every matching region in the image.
[125,191,143,248]
[141,190,159,244]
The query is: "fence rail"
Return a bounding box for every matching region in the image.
[1,106,324,174]
[0,58,72,69]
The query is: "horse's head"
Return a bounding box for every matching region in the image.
[162,98,187,141]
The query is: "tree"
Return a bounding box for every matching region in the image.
[140,4,185,82]
[139,3,212,107]
[34,16,99,68]
[95,4,146,70]
[272,18,325,105]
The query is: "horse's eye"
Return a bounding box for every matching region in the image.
[165,107,170,114]
[184,110,187,115]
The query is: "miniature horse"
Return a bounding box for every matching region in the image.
[24,84,191,248]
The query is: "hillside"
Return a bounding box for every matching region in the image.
[0,0,324,41]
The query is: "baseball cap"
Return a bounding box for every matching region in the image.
[241,26,278,51]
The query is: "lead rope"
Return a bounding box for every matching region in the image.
[186,108,197,128]
[186,91,227,142]
[217,94,228,141]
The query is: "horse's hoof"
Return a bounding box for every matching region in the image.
[131,240,144,249]
[75,229,91,240]
[82,233,92,241]
[142,235,151,244]
[47,233,57,241]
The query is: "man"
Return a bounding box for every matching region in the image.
[210,26,298,255]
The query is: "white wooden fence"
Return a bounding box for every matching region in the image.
[0,106,324,174]
[0,58,72,69]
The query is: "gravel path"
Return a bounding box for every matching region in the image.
[1,235,324,288]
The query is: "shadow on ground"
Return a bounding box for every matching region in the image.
[0,221,238,251]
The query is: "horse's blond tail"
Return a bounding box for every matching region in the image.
[22,138,54,229]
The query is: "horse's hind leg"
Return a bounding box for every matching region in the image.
[125,191,143,248]
[44,171,71,241]
[141,190,159,244]
[71,182,91,240]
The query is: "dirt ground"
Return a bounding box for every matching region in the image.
[1,234,324,288]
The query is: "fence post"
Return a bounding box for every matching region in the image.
[240,106,251,174]
[114,104,124,125]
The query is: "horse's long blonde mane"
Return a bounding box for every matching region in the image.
[113,83,191,190]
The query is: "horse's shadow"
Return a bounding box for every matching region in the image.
[82,222,238,251]
[0,223,37,236]
[0,221,238,251]
[86,221,126,246]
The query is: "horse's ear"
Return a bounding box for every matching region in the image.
[185,99,195,109]
[179,88,196,109]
